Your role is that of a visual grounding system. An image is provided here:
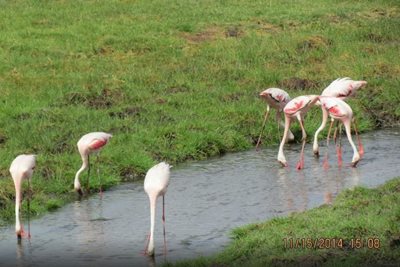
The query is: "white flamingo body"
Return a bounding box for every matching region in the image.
[313,78,367,155]
[9,154,36,239]
[74,132,112,194]
[257,88,294,148]
[277,95,319,168]
[321,77,367,99]
[144,162,171,256]
[318,97,360,166]
[259,88,291,111]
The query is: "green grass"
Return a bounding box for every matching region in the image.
[168,177,400,266]
[0,0,399,223]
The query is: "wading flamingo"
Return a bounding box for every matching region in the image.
[277,95,319,169]
[256,88,294,150]
[74,132,112,195]
[318,97,362,168]
[9,154,36,240]
[144,162,171,257]
[313,78,367,156]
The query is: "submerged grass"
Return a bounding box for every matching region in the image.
[168,177,400,266]
[0,0,399,223]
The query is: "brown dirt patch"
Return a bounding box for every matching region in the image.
[225,25,244,38]
[181,26,223,43]
[253,20,281,34]
[109,107,143,119]
[279,77,320,90]
[62,88,126,109]
[297,36,333,52]
[360,7,400,19]
[220,92,244,102]
[166,86,189,94]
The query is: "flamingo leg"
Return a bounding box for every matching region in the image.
[27,178,31,239]
[323,119,335,170]
[142,232,151,255]
[96,154,103,195]
[336,123,343,167]
[296,116,306,170]
[86,154,91,194]
[162,195,167,256]
[255,106,270,151]
[276,111,281,140]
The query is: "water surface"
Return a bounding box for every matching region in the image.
[1,128,399,266]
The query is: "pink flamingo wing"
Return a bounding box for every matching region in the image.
[285,100,304,114]
[89,139,107,150]
[328,106,343,117]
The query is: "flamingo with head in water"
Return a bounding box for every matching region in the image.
[277,95,319,170]
[256,88,294,149]
[74,132,112,195]
[318,96,362,168]
[313,78,367,156]
[9,154,36,240]
[144,162,171,257]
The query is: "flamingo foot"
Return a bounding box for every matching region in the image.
[313,150,320,157]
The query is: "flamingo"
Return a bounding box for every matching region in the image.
[313,78,367,156]
[144,162,171,257]
[318,96,362,168]
[320,77,367,99]
[74,132,112,195]
[277,95,319,169]
[256,88,294,149]
[9,154,36,240]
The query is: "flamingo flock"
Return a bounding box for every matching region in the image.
[259,77,367,170]
[8,76,366,258]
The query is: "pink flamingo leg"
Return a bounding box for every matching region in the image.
[27,178,31,239]
[336,124,343,167]
[162,195,167,256]
[141,233,151,255]
[296,118,306,170]
[323,120,334,170]
[255,108,270,151]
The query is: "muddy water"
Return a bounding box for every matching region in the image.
[0,128,399,267]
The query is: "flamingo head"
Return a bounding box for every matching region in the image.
[259,90,269,99]
[74,180,83,196]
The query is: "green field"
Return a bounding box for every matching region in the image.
[168,177,400,266]
[0,0,399,223]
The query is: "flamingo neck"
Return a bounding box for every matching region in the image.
[74,155,89,190]
[14,181,22,234]
[147,194,157,256]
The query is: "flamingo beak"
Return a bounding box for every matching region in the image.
[76,188,83,196]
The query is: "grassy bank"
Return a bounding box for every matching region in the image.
[168,177,400,266]
[0,0,399,222]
